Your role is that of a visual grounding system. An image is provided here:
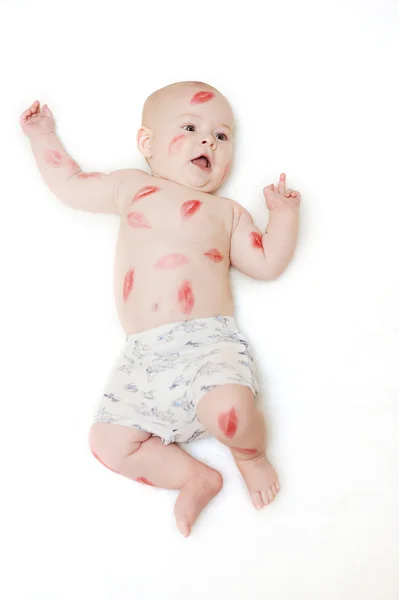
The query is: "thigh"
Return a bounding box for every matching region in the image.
[196,384,255,423]
[89,422,151,463]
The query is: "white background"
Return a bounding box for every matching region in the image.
[1,0,398,598]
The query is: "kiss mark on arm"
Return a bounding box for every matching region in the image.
[180,200,203,220]
[155,253,189,269]
[204,248,223,263]
[250,231,263,249]
[127,212,152,228]
[76,172,103,179]
[135,476,156,487]
[178,280,194,314]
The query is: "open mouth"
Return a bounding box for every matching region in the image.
[191,155,211,171]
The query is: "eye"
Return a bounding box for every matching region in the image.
[216,133,228,141]
[182,124,196,132]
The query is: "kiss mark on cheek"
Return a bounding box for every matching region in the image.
[231,447,258,455]
[45,149,63,166]
[218,407,238,439]
[127,212,152,228]
[91,449,120,474]
[178,280,194,314]
[77,172,103,179]
[123,268,134,302]
[155,253,189,269]
[190,91,215,104]
[180,200,203,220]
[204,248,223,262]
[132,186,160,203]
[135,477,155,487]
[168,133,185,155]
[250,231,263,249]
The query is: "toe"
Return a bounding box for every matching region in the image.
[251,491,264,510]
[272,483,278,496]
[261,490,270,506]
[276,480,280,492]
[267,488,275,503]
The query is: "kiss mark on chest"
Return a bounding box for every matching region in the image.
[132,186,160,203]
[123,268,134,302]
[178,280,195,314]
[154,253,189,269]
[204,248,223,262]
[180,200,203,220]
[127,212,152,229]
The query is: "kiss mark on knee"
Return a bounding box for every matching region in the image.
[190,91,215,104]
[178,280,194,314]
[123,268,134,302]
[218,407,238,439]
[231,446,258,455]
[91,449,120,474]
[135,476,155,487]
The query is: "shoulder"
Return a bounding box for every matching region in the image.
[218,196,252,234]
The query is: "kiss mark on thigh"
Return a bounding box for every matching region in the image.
[218,407,238,439]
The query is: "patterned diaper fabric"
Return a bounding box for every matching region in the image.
[92,315,259,445]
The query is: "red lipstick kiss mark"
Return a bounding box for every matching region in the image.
[77,172,103,179]
[135,476,155,487]
[132,186,160,203]
[250,231,263,249]
[180,200,203,220]
[168,133,185,155]
[190,91,215,104]
[218,407,238,439]
[123,268,134,302]
[231,447,258,455]
[178,280,194,314]
[155,253,189,269]
[45,149,63,166]
[127,212,152,229]
[204,248,223,263]
[91,449,120,474]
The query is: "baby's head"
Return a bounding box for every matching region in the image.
[137,81,234,194]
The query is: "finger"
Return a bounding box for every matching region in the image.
[278,173,286,194]
[284,188,293,197]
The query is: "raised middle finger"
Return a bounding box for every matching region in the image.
[278,173,286,194]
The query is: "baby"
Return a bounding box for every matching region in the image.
[20,81,301,537]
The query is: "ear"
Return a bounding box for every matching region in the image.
[137,127,153,158]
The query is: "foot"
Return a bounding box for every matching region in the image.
[174,469,223,537]
[235,452,280,509]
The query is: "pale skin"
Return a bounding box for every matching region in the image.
[20,84,301,536]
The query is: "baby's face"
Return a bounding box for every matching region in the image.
[139,87,234,193]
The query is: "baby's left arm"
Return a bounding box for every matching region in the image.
[229,174,301,280]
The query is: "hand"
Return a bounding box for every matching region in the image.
[20,100,56,138]
[263,173,301,212]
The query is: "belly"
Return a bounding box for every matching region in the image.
[114,239,234,335]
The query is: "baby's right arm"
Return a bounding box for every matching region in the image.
[20,101,139,214]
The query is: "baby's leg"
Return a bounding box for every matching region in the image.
[88,423,222,537]
[196,384,280,509]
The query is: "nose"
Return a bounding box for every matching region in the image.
[201,135,216,149]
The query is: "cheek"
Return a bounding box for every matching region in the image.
[168,133,186,156]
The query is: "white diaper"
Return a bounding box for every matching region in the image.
[92,315,259,445]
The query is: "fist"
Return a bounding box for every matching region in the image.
[20,100,56,138]
[263,173,301,212]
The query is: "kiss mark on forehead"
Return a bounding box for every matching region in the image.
[155,253,189,269]
[123,268,134,302]
[204,248,223,262]
[127,212,152,229]
[132,186,160,203]
[190,91,215,104]
[250,231,263,249]
[168,133,185,155]
[178,280,194,314]
[180,200,203,220]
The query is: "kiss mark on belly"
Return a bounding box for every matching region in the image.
[180,200,203,220]
[178,280,194,314]
[218,407,238,439]
[77,172,103,179]
[155,253,189,269]
[204,248,223,262]
[231,446,258,455]
[132,185,160,203]
[190,91,215,104]
[127,212,152,228]
[250,231,263,249]
[123,268,134,302]
[135,476,155,486]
